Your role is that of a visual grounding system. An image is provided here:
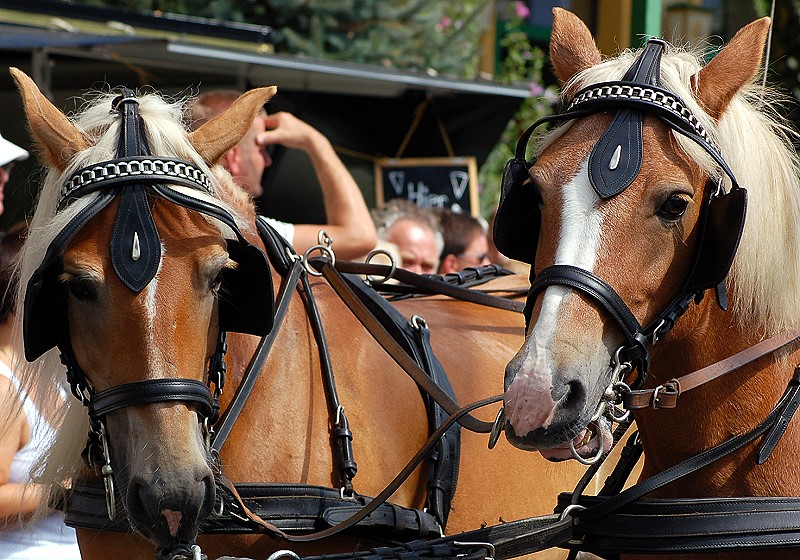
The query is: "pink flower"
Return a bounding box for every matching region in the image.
[440,16,452,28]
[529,82,544,96]
[515,1,530,19]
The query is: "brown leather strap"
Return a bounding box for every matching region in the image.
[216,474,288,539]
[333,260,526,313]
[319,261,495,433]
[624,329,800,409]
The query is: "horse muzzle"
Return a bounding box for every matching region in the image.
[125,466,216,547]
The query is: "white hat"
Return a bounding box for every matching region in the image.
[0,132,29,167]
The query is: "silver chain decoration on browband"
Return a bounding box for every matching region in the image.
[568,83,712,146]
[60,157,214,209]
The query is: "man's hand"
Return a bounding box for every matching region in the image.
[257,111,322,152]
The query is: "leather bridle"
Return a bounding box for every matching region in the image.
[496,39,747,390]
[23,90,273,519]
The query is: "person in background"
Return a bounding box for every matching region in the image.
[0,132,29,216]
[0,220,81,559]
[436,210,491,274]
[372,199,442,275]
[186,89,377,259]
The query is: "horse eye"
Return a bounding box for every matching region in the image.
[68,277,98,301]
[210,269,226,294]
[657,195,689,222]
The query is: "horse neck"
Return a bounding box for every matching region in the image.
[634,290,800,497]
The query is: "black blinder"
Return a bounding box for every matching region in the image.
[24,262,67,362]
[493,157,539,264]
[683,186,747,293]
[219,239,274,336]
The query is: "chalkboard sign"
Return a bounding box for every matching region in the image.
[374,157,478,216]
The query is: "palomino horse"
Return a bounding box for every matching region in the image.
[9,68,589,560]
[497,7,800,559]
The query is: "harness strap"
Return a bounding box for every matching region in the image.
[333,260,525,314]
[90,378,214,418]
[624,329,800,409]
[210,257,303,453]
[250,394,500,543]
[315,260,495,434]
[576,368,800,524]
[298,271,359,492]
[556,495,800,556]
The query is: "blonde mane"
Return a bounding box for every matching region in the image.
[551,43,800,336]
[12,89,256,504]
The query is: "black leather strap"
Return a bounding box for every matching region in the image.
[89,378,214,418]
[576,372,800,523]
[557,493,800,556]
[528,265,649,360]
[62,477,442,541]
[210,258,303,453]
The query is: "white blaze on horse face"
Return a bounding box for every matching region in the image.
[143,249,163,373]
[506,159,606,437]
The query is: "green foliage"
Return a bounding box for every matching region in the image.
[477,23,558,217]
[249,0,490,79]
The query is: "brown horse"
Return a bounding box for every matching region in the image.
[497,8,800,560]
[9,68,590,560]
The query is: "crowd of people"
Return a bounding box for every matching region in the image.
[0,86,527,556]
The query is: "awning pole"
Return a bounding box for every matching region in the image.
[31,48,54,101]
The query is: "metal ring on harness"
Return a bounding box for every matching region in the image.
[303,244,336,277]
[265,551,301,560]
[487,406,506,450]
[569,421,605,465]
[364,248,397,284]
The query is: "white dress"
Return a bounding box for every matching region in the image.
[0,362,81,559]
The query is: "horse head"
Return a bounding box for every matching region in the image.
[496,9,772,462]
[11,69,276,549]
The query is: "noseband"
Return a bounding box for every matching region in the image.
[495,39,747,385]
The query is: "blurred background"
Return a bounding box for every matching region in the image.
[0,0,792,228]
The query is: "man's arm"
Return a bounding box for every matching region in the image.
[258,112,377,259]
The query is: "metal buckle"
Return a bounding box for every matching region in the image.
[410,315,428,330]
[652,379,681,409]
[559,504,587,545]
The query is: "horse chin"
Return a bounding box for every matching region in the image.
[540,417,614,463]
[504,415,614,463]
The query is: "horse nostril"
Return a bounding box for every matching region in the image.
[561,380,587,412]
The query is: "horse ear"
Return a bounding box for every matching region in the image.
[188,86,278,165]
[693,17,771,120]
[10,67,90,171]
[550,8,602,85]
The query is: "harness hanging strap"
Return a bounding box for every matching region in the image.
[315,260,495,434]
